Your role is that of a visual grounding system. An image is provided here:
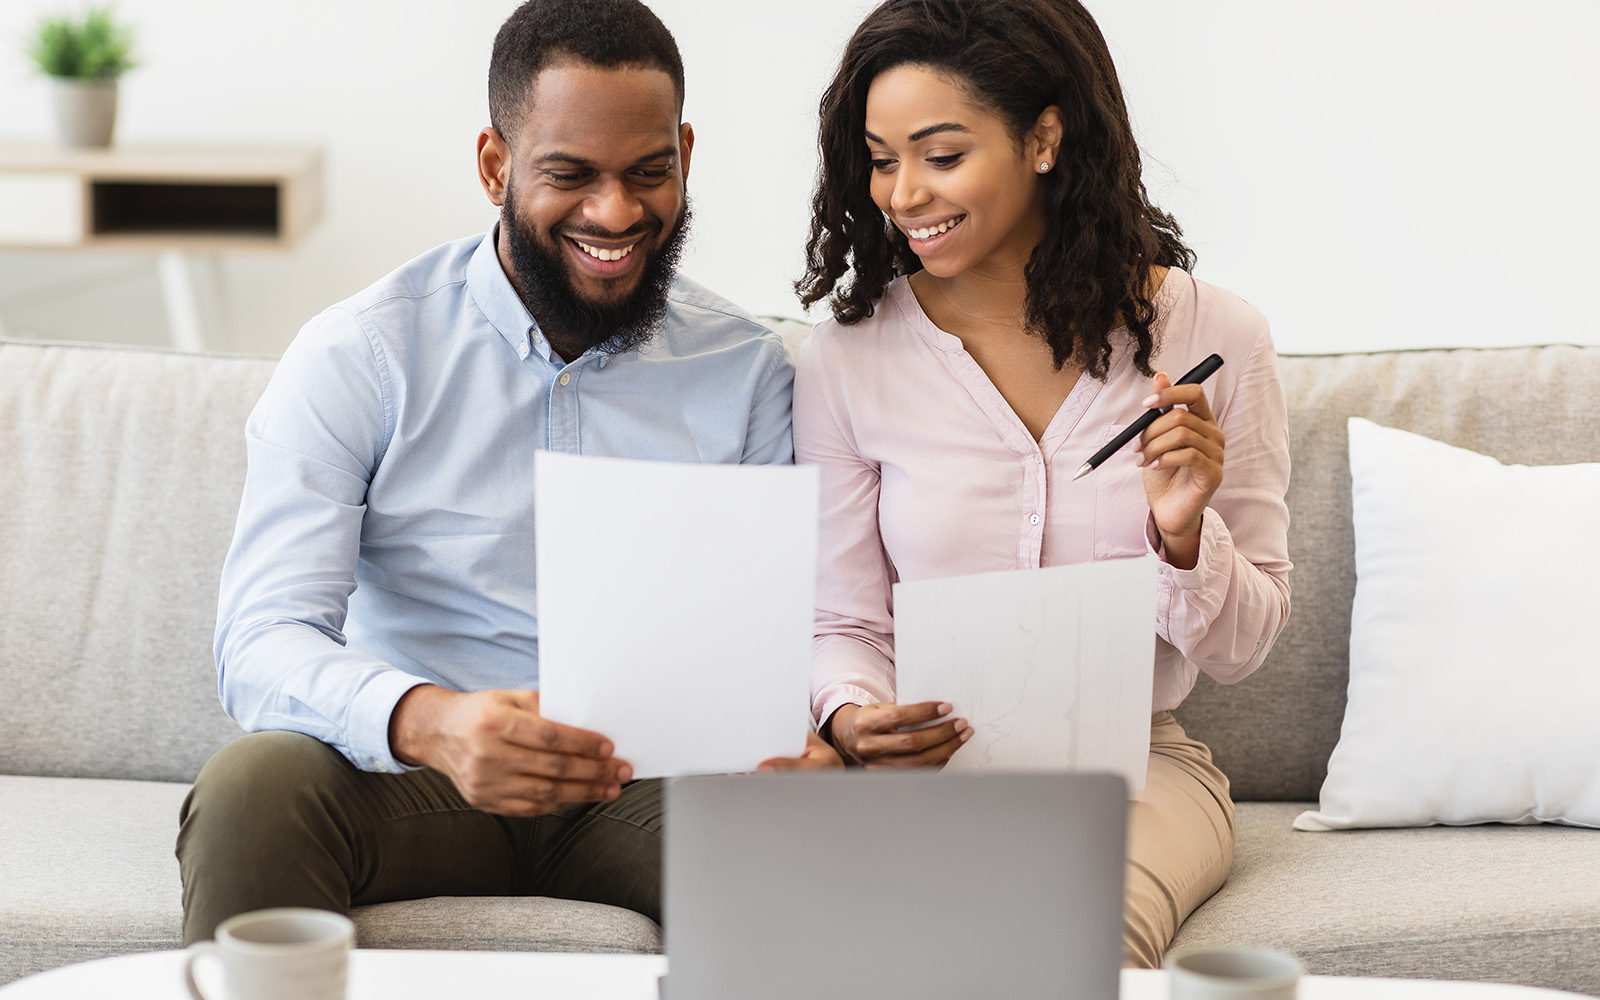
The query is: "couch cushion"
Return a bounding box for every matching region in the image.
[0,339,274,782]
[0,776,190,984]
[353,897,661,954]
[1173,802,1600,995]
[1174,345,1600,801]
[0,775,661,986]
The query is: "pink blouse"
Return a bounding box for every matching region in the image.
[796,272,1292,727]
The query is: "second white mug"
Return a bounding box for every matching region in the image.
[1166,947,1303,1000]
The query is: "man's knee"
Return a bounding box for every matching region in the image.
[181,731,353,836]
[177,732,362,945]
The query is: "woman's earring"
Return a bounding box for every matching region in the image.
[1038,161,1051,173]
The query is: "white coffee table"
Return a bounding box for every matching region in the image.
[0,949,1585,998]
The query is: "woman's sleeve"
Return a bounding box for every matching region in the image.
[1152,322,1293,684]
[793,330,899,726]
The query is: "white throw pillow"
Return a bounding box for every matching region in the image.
[1295,417,1600,831]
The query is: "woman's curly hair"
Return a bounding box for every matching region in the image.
[795,0,1194,379]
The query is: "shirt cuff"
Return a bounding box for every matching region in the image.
[814,684,883,732]
[344,670,435,774]
[1145,507,1222,590]
[1152,507,1233,639]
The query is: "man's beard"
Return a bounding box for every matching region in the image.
[502,186,690,358]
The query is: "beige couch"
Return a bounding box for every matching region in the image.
[0,338,660,986]
[2,334,1598,992]
[1170,346,1600,995]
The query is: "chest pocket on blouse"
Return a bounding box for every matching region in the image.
[1092,444,1154,561]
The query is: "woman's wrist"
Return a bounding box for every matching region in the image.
[1154,510,1204,571]
[1157,527,1200,570]
[822,704,864,766]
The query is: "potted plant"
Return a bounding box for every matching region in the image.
[27,7,137,148]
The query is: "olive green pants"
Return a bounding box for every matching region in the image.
[175,730,663,945]
[1123,711,1236,969]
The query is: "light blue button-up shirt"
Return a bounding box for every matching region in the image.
[215,230,794,772]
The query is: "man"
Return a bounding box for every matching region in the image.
[177,0,831,945]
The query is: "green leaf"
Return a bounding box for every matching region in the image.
[26,6,136,80]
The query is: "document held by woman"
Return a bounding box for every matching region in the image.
[894,557,1157,792]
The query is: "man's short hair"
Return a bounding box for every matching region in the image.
[488,0,686,144]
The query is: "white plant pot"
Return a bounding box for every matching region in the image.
[52,78,119,148]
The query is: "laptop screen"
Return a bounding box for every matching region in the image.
[665,771,1127,1000]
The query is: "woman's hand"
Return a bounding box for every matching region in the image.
[1137,372,1225,570]
[826,702,971,768]
[756,730,846,771]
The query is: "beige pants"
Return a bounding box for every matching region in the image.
[1122,711,1236,968]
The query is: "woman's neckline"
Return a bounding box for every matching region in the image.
[898,265,1180,347]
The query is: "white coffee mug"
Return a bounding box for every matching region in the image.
[184,907,354,1000]
[1165,948,1303,1000]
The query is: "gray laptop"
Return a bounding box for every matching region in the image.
[664,771,1127,1000]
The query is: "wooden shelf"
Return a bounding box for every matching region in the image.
[0,143,322,251]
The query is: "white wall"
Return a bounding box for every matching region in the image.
[1,0,1595,356]
[1094,1,1600,354]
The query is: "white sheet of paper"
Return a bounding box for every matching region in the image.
[894,557,1157,793]
[535,452,817,778]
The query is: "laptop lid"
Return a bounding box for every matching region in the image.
[664,770,1127,1000]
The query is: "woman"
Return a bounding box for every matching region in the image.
[793,0,1292,967]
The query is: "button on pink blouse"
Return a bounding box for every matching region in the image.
[795,272,1292,727]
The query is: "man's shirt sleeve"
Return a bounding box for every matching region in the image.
[741,335,796,466]
[213,306,426,773]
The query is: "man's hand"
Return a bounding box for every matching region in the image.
[757,730,845,771]
[388,686,630,817]
[826,702,971,768]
